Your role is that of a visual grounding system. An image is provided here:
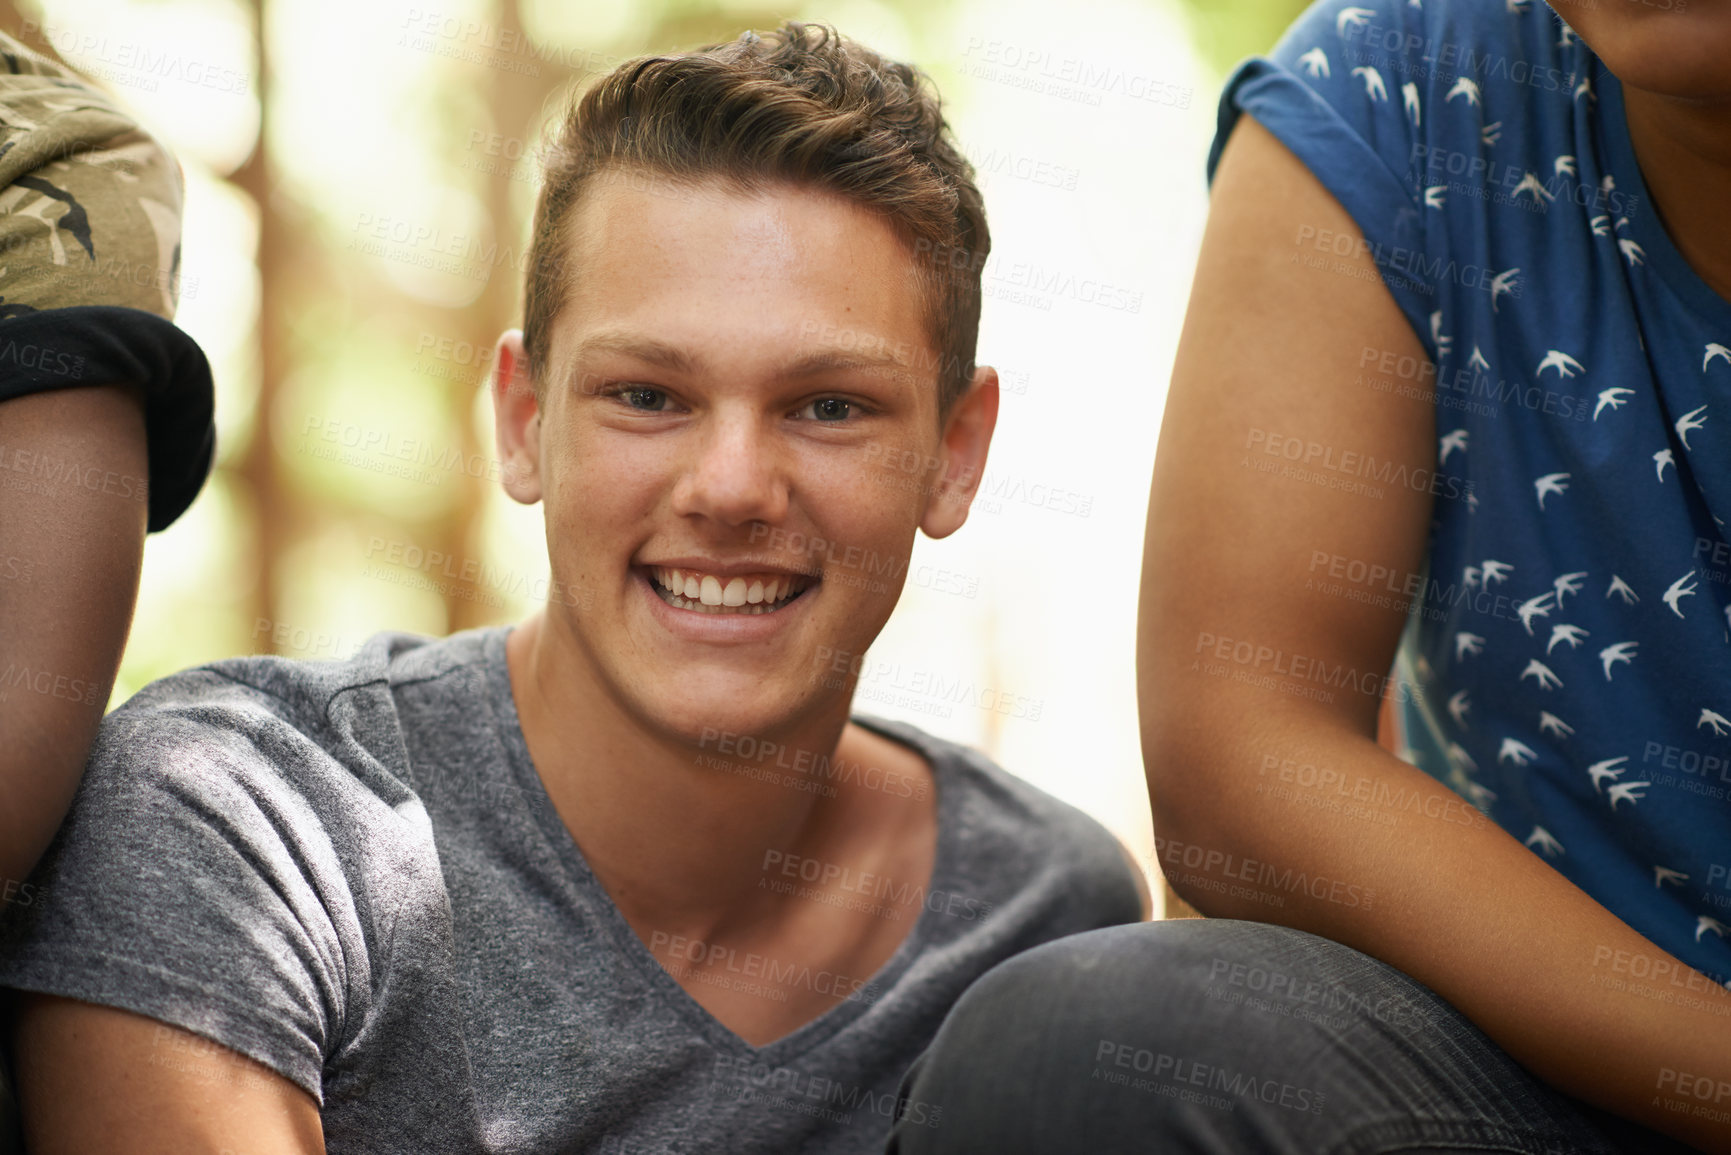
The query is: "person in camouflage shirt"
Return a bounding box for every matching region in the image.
[0,25,214,1154]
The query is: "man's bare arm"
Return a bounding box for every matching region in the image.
[10,993,324,1154]
[0,384,148,888]
[1139,115,1731,1152]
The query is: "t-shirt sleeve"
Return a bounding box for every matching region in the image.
[0,29,215,531]
[1207,0,1435,353]
[0,680,359,1104]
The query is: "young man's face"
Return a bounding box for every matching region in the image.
[494,172,996,745]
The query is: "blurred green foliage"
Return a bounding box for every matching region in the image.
[1171,0,1312,79]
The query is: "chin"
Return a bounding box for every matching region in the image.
[1560,10,1731,101]
[638,677,828,751]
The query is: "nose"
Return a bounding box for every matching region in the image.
[670,409,790,527]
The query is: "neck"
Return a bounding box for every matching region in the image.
[1621,84,1731,302]
[505,611,859,942]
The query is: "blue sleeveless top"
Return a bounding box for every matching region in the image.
[1211,0,1731,985]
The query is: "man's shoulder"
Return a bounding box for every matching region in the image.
[95,627,503,791]
[116,627,494,725]
[857,715,1142,911]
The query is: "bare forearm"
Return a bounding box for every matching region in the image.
[0,384,147,885]
[1149,708,1731,1152]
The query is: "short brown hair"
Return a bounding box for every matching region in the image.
[521,22,989,416]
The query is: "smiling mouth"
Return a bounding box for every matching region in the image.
[649,566,815,615]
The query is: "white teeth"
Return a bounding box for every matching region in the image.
[657,588,779,614]
[648,566,812,614]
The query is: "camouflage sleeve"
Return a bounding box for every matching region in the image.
[0,30,185,317]
[0,28,214,532]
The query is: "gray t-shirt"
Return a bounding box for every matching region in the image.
[0,627,1141,1153]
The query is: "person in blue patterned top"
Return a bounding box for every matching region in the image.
[882,1,1731,1152]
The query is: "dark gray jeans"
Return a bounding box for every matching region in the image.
[885,920,1700,1154]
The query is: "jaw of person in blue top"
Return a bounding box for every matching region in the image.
[1546,0,1731,101]
[489,171,998,749]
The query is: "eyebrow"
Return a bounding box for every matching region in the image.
[564,329,918,385]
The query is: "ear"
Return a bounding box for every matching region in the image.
[920,365,999,539]
[493,329,543,505]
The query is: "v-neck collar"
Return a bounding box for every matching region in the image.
[480,626,955,1065]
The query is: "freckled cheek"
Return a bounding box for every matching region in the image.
[546,431,670,516]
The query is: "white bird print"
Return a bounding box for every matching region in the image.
[1481,121,1502,146]
[1401,82,1420,125]
[1490,268,1519,312]
[1593,387,1633,420]
[1424,185,1446,209]
[1586,755,1627,793]
[1599,641,1638,681]
[1663,571,1699,619]
[1440,429,1468,462]
[1554,155,1576,178]
[1352,66,1388,102]
[1615,215,1630,231]
[1535,473,1570,510]
[1606,574,1639,604]
[1676,405,1709,451]
[1463,565,1482,590]
[1467,491,1479,512]
[1525,826,1563,857]
[1590,215,1611,236]
[1547,623,1589,654]
[1461,780,1497,809]
[1500,737,1537,766]
[1482,560,1513,585]
[1445,742,1477,771]
[1297,47,1330,78]
[1654,866,1689,888]
[1336,6,1376,35]
[1517,590,1556,635]
[1430,310,1452,357]
[1455,631,1484,659]
[1706,343,1731,372]
[1505,0,1528,10]
[1654,448,1674,482]
[1537,349,1583,377]
[1619,237,1645,266]
[1539,711,1573,738]
[1449,689,1471,727]
[1601,173,1616,193]
[1557,24,1577,46]
[1468,346,1490,372]
[1553,571,1587,604]
[1513,172,1556,204]
[1521,659,1563,690]
[1575,75,1594,102]
[1697,916,1729,942]
[1698,708,1731,736]
[1606,779,1649,811]
[1445,76,1481,106]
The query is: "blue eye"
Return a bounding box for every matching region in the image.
[614,385,667,411]
[801,398,853,422]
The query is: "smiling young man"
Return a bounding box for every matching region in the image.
[0,23,1144,1154]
